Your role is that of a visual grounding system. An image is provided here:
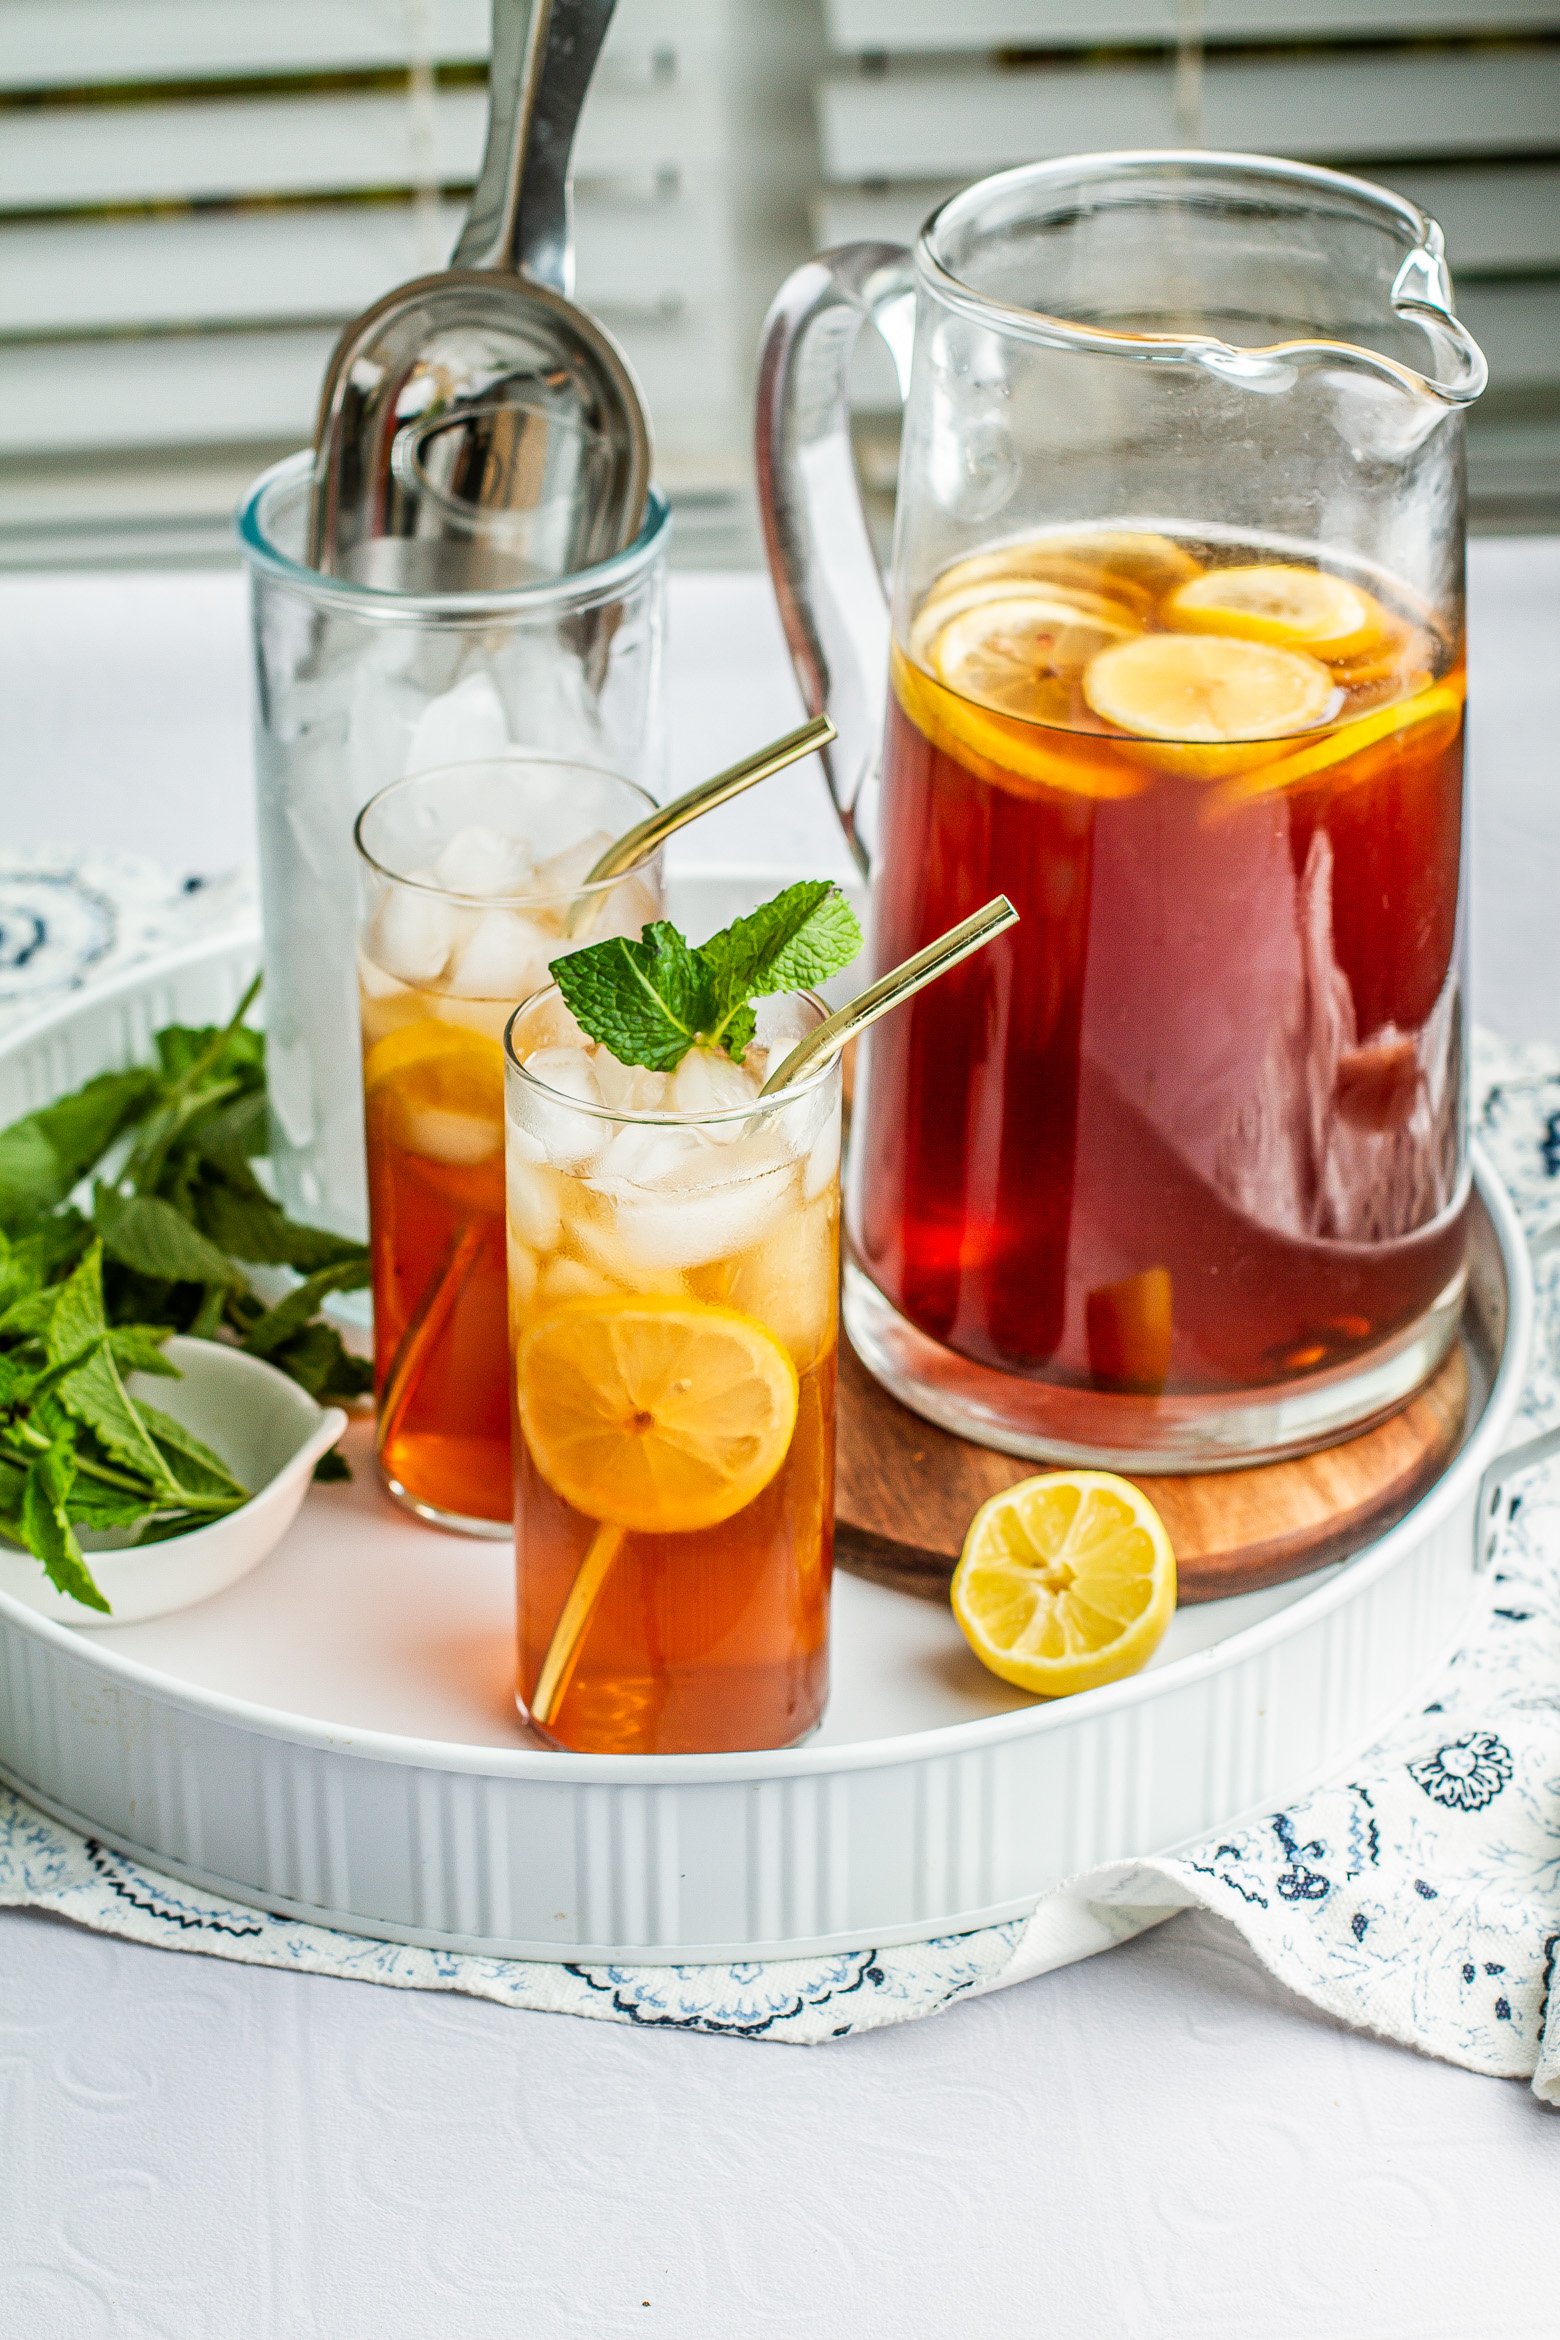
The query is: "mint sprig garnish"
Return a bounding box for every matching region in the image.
[551,880,862,1071]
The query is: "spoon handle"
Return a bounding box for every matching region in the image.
[454,0,617,291]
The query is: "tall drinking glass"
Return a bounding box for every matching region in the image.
[505,987,842,1753]
[355,757,662,1535]
[241,451,669,1246]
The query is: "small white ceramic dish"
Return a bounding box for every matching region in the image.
[0,1335,347,1627]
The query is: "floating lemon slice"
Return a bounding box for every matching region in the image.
[923,591,1136,723]
[909,577,1128,659]
[1208,675,1465,811]
[952,1470,1176,1698]
[363,1016,505,1117]
[1083,632,1336,742]
[1081,632,1337,778]
[929,530,1200,618]
[517,1295,799,1535]
[1166,564,1385,660]
[891,648,1147,802]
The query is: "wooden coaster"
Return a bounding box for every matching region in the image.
[836,1333,1469,1604]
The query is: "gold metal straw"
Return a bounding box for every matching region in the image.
[758,895,1020,1097]
[564,711,836,936]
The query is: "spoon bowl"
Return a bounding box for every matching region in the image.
[309,0,650,585]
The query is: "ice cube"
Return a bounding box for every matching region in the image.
[593,1056,671,1114]
[717,1188,839,1370]
[507,1234,539,1312]
[605,1141,797,1272]
[433,824,536,899]
[594,1118,702,1186]
[398,1104,502,1167]
[669,1049,761,1129]
[370,886,461,986]
[518,1045,604,1168]
[539,1253,618,1307]
[405,670,510,773]
[531,829,616,898]
[447,907,555,1002]
[506,1147,562,1252]
[804,1102,842,1200]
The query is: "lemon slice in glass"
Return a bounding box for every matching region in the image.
[1166,563,1386,660]
[517,1295,799,1534]
[952,1470,1176,1697]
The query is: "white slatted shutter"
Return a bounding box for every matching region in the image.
[815,3,1560,527]
[0,1,1553,563]
[0,0,818,564]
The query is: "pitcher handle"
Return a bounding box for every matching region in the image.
[754,243,917,878]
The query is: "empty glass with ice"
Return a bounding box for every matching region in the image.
[354,757,662,1533]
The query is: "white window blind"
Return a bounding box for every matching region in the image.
[0,0,817,564]
[0,0,1554,565]
[816,2,1560,528]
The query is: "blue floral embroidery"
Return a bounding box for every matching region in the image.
[1273,1814,1332,1903]
[1408,1732,1514,1813]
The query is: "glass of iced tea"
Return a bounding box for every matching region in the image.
[504,987,842,1753]
[354,757,662,1533]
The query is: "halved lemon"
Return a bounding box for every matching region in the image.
[516,1294,799,1535]
[952,1470,1176,1698]
[1166,563,1385,660]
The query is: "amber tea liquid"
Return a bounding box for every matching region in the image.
[850,527,1468,1430]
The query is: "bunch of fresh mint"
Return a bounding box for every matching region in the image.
[0,976,372,1609]
[0,1241,252,1612]
[551,879,861,1070]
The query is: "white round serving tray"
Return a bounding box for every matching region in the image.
[0,913,1538,1964]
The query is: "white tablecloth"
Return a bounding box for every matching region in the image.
[3,550,1558,2339]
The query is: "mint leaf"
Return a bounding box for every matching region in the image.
[20,1440,109,1613]
[549,882,861,1073]
[95,1188,245,1289]
[701,883,862,1060]
[241,1259,370,1360]
[47,1245,180,1495]
[137,1405,249,1503]
[552,922,716,1071]
[107,1325,180,1378]
[0,1067,158,1230]
[193,1177,365,1272]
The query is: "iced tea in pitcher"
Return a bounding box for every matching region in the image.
[849,525,1467,1455]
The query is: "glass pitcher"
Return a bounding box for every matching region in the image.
[756,152,1486,1469]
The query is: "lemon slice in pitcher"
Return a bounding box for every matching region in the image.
[952,1470,1176,1697]
[1081,632,1336,777]
[1166,563,1386,660]
[517,1295,799,1535]
[924,591,1135,723]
